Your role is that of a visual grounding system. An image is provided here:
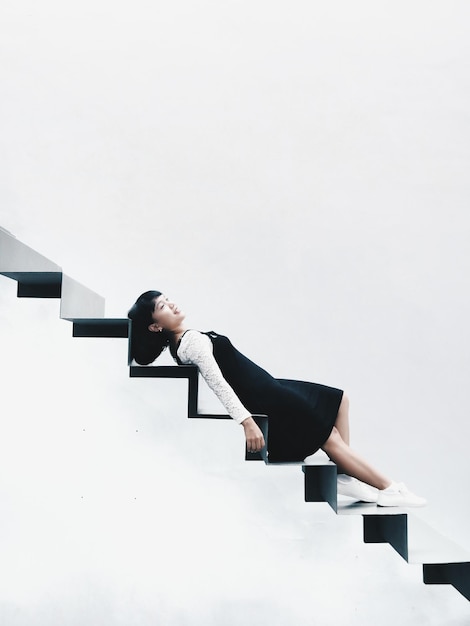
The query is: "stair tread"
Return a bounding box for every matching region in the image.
[0,229,61,273]
[339,502,470,564]
[72,317,129,323]
[336,500,409,516]
[407,516,470,564]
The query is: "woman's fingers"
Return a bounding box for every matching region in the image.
[243,419,265,452]
[247,434,265,452]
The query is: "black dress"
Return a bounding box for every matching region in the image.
[200,331,343,463]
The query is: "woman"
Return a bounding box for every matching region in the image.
[128,290,426,507]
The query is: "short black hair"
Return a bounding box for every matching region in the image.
[128,290,171,364]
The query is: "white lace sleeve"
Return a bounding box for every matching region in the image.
[177,330,251,425]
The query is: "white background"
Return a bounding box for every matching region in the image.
[1,1,470,623]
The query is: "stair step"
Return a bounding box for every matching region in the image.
[364,512,470,600]
[72,319,129,338]
[59,274,105,320]
[0,229,62,297]
[305,465,470,558]
[15,272,63,297]
[1,229,106,320]
[407,516,470,565]
[336,500,409,515]
[0,229,61,275]
[303,461,470,600]
[130,364,233,419]
[326,494,470,563]
[130,365,197,379]
[303,461,338,511]
[424,562,470,601]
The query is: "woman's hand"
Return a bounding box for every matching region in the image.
[242,417,265,453]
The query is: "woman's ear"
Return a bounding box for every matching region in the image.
[148,322,161,333]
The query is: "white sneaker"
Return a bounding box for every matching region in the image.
[377,482,427,507]
[337,476,378,503]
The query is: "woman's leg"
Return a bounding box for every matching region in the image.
[322,427,391,490]
[333,393,351,475]
[334,393,350,446]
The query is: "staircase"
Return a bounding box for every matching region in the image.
[1,226,469,602]
[0,226,129,338]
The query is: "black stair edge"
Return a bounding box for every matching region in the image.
[130,365,197,378]
[72,319,130,338]
[303,463,338,512]
[10,272,63,298]
[18,282,62,298]
[363,514,409,561]
[423,562,470,601]
[0,271,63,298]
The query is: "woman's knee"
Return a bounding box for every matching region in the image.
[339,392,349,413]
[323,426,342,452]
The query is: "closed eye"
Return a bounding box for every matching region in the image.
[157,296,171,311]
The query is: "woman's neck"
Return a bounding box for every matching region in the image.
[172,324,188,346]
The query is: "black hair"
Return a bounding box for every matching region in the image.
[128,290,171,365]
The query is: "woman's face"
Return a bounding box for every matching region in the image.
[149,294,185,332]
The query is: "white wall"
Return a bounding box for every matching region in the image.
[1,1,470,623]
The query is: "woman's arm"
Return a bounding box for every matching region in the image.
[177,331,265,452]
[241,416,265,453]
